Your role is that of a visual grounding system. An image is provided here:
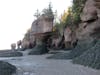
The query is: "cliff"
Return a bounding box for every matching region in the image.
[21,13,54,50]
[74,0,100,42]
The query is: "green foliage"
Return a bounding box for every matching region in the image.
[42,2,54,19]
[72,0,87,24]
[64,7,73,27]
[24,32,30,41]
[54,22,64,36]
[64,0,87,28]
[33,2,54,19]
[34,9,41,19]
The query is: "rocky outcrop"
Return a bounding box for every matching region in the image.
[17,40,21,49]
[22,14,54,47]
[80,0,97,22]
[21,39,30,49]
[11,43,16,50]
[94,0,100,17]
[72,0,100,69]
[77,0,100,40]
[64,27,77,49]
[31,15,53,34]
[21,12,54,54]
[0,61,16,75]
[28,43,49,55]
[21,29,36,50]
[77,19,100,40]
[64,27,72,48]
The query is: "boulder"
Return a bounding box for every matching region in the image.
[28,43,49,55]
[0,61,16,75]
[21,13,54,51]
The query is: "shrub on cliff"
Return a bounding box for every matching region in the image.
[72,0,87,24]
[64,0,87,29]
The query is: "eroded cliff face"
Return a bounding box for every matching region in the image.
[31,15,53,34]
[21,0,100,50]
[77,0,100,40]
[21,14,54,49]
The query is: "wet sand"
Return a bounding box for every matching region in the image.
[0,53,100,75]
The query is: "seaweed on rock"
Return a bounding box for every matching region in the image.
[47,39,97,59]
[73,40,100,69]
[0,61,16,75]
[28,43,49,55]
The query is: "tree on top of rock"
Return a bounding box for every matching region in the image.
[34,9,41,19]
[42,2,54,19]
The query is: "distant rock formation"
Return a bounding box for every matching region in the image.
[11,43,16,50]
[17,40,21,49]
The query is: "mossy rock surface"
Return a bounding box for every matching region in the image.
[47,39,97,59]
[65,39,97,59]
[73,40,100,69]
[0,61,16,75]
[28,43,49,55]
[0,51,23,57]
[47,51,70,59]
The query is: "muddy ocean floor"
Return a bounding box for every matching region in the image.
[0,51,100,75]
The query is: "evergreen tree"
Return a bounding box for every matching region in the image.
[34,9,40,19]
[42,2,54,18]
[72,0,87,25]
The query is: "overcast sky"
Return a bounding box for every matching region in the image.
[0,0,72,49]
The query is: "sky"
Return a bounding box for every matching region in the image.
[0,0,72,50]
